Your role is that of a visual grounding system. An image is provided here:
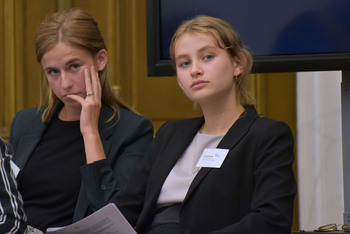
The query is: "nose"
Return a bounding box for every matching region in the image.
[190,61,203,77]
[60,72,73,89]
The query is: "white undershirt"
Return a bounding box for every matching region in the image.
[157,132,223,205]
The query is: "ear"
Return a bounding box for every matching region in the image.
[232,55,244,77]
[96,49,108,71]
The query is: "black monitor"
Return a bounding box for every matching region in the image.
[147,0,350,76]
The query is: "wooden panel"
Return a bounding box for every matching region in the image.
[116,0,137,105]
[2,0,16,138]
[265,73,296,131]
[23,1,57,110]
[1,0,24,137]
[0,0,5,137]
[72,0,108,34]
[0,0,3,119]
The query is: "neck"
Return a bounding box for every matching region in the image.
[200,99,244,135]
[58,106,81,121]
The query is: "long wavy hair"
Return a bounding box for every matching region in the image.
[35,8,133,123]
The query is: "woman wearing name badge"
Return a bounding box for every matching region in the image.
[112,15,297,234]
[0,8,153,233]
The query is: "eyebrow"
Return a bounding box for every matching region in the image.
[43,58,81,72]
[66,58,80,65]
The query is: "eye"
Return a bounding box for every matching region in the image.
[203,55,214,61]
[177,60,191,68]
[71,64,80,70]
[181,61,191,67]
[47,69,59,76]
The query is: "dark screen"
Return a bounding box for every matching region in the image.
[147,0,350,76]
[161,0,350,59]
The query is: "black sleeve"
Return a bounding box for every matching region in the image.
[0,140,28,233]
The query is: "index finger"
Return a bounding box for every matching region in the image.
[84,68,93,97]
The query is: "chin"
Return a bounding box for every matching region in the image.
[64,101,81,109]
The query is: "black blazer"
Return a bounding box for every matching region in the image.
[112,105,297,234]
[8,104,154,222]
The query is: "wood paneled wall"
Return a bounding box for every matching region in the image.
[0,0,298,229]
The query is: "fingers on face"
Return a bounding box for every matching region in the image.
[90,66,101,97]
[85,66,101,99]
[85,68,93,97]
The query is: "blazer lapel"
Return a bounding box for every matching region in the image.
[148,118,204,204]
[14,127,46,174]
[14,107,51,180]
[184,105,259,201]
[164,118,204,169]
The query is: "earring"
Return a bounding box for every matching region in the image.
[235,75,239,81]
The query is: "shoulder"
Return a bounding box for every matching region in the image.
[11,107,46,130]
[243,105,293,137]
[253,117,293,136]
[10,107,45,136]
[245,117,295,155]
[119,108,151,123]
[162,117,201,128]
[12,107,45,124]
[101,107,154,137]
[100,105,149,123]
[156,117,203,136]
[118,108,153,130]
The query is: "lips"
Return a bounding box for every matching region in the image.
[191,80,208,88]
[63,93,73,98]
[63,93,78,98]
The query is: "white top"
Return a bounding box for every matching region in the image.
[157,132,223,205]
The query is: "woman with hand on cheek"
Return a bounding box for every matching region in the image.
[112,15,296,234]
[3,8,153,233]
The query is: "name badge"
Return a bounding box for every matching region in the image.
[196,148,229,168]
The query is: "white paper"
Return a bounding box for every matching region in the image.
[46,203,136,234]
[196,148,229,168]
[10,160,20,178]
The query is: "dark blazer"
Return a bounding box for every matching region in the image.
[112,105,297,234]
[8,104,154,222]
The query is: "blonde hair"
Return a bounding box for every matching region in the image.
[35,8,132,123]
[170,15,254,106]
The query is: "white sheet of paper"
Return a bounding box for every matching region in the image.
[10,160,20,178]
[46,203,136,234]
[196,148,229,168]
